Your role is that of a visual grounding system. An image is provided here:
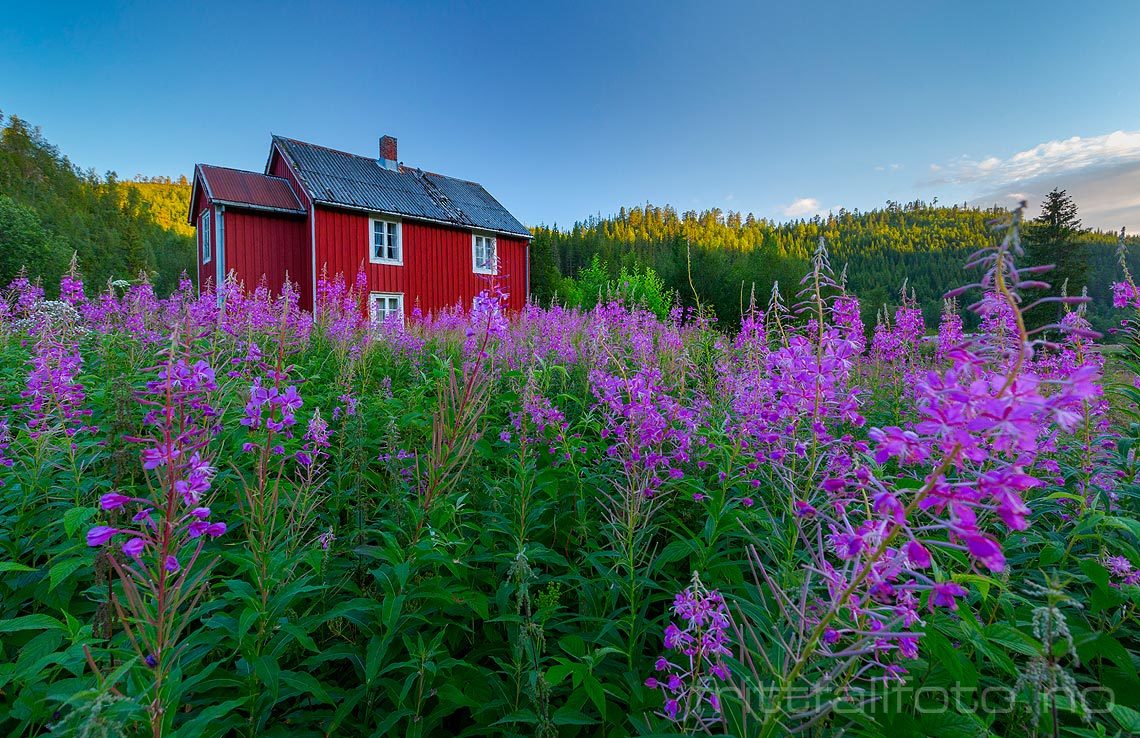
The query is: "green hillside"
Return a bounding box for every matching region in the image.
[0,113,195,295]
[124,176,195,238]
[530,201,1139,335]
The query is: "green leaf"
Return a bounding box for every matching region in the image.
[583,675,607,716]
[546,663,577,687]
[0,614,65,632]
[48,558,86,592]
[1037,544,1064,566]
[1111,703,1140,732]
[174,697,248,737]
[237,606,260,641]
[0,562,35,574]
[278,621,319,653]
[552,706,598,726]
[365,635,386,682]
[279,670,334,705]
[250,655,280,699]
[62,507,96,539]
[1080,559,1112,593]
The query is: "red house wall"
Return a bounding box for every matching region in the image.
[191,186,215,292]
[312,205,529,315]
[222,209,308,300]
[267,147,314,308]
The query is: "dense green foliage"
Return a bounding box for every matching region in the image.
[532,201,1140,335]
[0,113,195,295]
[1,261,1139,736]
[123,177,195,239]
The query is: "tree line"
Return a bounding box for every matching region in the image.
[0,113,196,295]
[530,197,1138,336]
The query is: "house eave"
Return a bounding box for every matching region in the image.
[209,200,307,217]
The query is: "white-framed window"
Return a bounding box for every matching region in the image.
[200,211,212,264]
[370,217,402,264]
[369,292,404,326]
[472,233,497,274]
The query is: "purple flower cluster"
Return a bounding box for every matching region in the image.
[936,300,965,362]
[717,288,865,502]
[1112,280,1139,310]
[1104,555,1140,587]
[871,289,925,368]
[508,388,570,451]
[590,365,696,496]
[87,355,225,570]
[315,268,372,348]
[646,574,732,728]
[19,336,91,438]
[59,254,86,306]
[241,380,302,432]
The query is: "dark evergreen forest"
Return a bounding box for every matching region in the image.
[529,201,1139,335]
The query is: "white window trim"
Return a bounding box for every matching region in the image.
[472,232,497,275]
[369,217,403,265]
[200,211,212,264]
[369,291,405,326]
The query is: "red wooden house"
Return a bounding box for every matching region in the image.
[188,135,532,320]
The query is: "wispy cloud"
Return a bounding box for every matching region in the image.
[970,163,1140,232]
[933,130,1140,186]
[783,197,821,217]
[930,130,1140,231]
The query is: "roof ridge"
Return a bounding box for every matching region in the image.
[200,162,292,183]
[279,136,489,190]
[415,167,482,187]
[275,135,376,162]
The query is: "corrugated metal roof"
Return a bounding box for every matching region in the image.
[272,136,531,238]
[197,165,305,213]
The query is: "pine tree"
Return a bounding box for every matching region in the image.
[1024,189,1087,328]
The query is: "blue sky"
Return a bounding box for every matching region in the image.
[3,1,1139,230]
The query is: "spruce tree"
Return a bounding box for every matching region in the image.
[1024,188,1087,328]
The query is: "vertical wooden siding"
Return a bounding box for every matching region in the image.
[190,183,210,293]
[267,148,314,308]
[313,205,529,315]
[223,210,308,299]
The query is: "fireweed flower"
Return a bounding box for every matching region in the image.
[8,272,45,318]
[18,334,91,438]
[240,377,301,450]
[296,408,331,468]
[60,254,85,305]
[646,573,732,729]
[936,299,965,362]
[86,349,226,735]
[1103,555,1140,587]
[871,286,925,376]
[717,249,865,507]
[589,364,696,496]
[733,205,1105,736]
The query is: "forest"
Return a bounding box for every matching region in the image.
[529,201,1140,335]
[0,113,196,296]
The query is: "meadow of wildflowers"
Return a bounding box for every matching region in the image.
[1,214,1139,737]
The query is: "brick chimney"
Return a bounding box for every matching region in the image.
[379,135,398,170]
